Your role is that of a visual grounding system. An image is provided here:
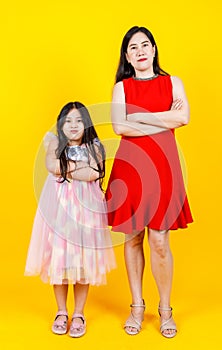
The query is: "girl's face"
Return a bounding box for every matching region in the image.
[62,108,84,145]
[126,31,155,76]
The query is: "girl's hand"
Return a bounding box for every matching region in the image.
[171,98,183,110]
[43,132,57,150]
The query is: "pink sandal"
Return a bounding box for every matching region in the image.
[69,313,86,338]
[51,310,68,335]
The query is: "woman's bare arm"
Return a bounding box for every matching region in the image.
[111,81,168,136]
[127,76,190,129]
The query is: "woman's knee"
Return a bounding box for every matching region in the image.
[148,229,170,258]
[125,230,145,248]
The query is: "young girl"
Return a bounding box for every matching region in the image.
[25,101,115,337]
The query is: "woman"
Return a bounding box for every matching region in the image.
[106,26,193,338]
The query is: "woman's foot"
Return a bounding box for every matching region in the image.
[158,305,177,338]
[69,313,86,338]
[124,299,145,335]
[51,310,68,335]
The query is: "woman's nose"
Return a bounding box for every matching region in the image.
[137,48,144,55]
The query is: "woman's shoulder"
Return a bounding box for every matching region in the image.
[114,77,133,87]
[170,75,184,86]
[169,76,186,94]
[112,81,125,102]
[113,80,124,89]
[157,74,184,91]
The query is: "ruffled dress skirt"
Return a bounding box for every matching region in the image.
[25,174,116,285]
[106,131,193,233]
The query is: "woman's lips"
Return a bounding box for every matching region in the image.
[138,58,147,62]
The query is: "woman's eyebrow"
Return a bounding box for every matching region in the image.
[128,40,150,48]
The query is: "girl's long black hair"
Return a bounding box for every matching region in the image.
[56,101,105,189]
[116,26,169,83]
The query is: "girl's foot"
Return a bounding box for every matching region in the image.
[124,299,146,335]
[69,313,86,338]
[158,305,177,338]
[52,310,68,335]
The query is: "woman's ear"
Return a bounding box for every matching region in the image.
[125,52,130,64]
[153,45,156,58]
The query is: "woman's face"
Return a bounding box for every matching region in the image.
[62,108,84,145]
[126,31,155,75]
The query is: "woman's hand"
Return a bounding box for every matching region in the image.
[171,98,183,110]
[127,99,183,123]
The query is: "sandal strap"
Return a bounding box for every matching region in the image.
[54,310,68,320]
[160,316,177,333]
[124,313,141,331]
[160,316,176,329]
[158,306,173,312]
[71,313,85,323]
[130,299,146,309]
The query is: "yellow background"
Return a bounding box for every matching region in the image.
[1,0,222,349]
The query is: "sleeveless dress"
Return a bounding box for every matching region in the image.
[25,142,116,285]
[106,75,193,234]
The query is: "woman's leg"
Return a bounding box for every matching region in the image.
[148,229,176,336]
[124,230,145,333]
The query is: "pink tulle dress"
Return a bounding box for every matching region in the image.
[25,140,116,285]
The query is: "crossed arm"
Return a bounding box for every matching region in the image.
[111,76,190,136]
[45,138,100,182]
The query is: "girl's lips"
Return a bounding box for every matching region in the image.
[138,58,147,62]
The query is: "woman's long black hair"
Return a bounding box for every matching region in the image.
[116,26,169,83]
[56,101,105,189]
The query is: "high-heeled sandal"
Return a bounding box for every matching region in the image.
[124,299,146,335]
[69,313,86,338]
[51,310,68,335]
[158,305,177,338]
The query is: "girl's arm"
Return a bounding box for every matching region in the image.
[127,76,190,129]
[71,145,102,182]
[71,161,100,182]
[46,137,101,182]
[45,138,61,175]
[45,138,75,175]
[112,81,168,136]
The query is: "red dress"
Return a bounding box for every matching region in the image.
[105,75,193,234]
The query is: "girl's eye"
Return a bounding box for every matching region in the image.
[77,119,82,123]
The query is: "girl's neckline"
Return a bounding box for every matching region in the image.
[67,144,82,147]
[133,74,159,81]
